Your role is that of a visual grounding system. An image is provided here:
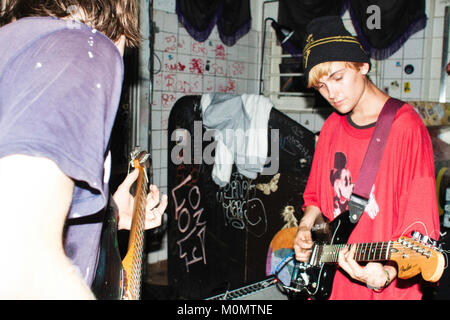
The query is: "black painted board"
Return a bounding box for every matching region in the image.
[167,95,315,299]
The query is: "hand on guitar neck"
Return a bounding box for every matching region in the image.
[113,168,168,231]
[338,244,396,290]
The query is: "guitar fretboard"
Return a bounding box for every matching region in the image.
[312,241,393,264]
[124,164,148,300]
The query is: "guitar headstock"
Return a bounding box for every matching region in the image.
[130,147,151,170]
[129,147,151,185]
[391,232,445,282]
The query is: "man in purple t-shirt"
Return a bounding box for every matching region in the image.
[0,1,167,299]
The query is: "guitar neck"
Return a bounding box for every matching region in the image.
[122,163,148,300]
[128,167,148,252]
[315,241,393,264]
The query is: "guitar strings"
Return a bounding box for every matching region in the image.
[399,220,430,239]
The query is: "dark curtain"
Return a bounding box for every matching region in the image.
[277,0,345,57]
[278,0,426,60]
[346,0,426,59]
[176,0,251,47]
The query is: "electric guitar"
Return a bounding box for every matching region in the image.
[275,210,445,299]
[92,148,150,300]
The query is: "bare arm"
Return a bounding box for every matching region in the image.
[0,155,95,299]
[293,205,322,262]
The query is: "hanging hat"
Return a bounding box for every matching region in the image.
[303,16,370,82]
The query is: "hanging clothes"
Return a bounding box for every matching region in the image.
[176,0,251,46]
[200,93,273,187]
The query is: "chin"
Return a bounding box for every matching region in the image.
[334,104,353,115]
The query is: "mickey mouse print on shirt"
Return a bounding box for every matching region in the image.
[330,152,379,219]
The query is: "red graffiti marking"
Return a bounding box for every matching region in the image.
[218,79,236,93]
[215,44,226,60]
[189,58,204,75]
[165,62,186,72]
[164,34,177,52]
[231,62,245,76]
[164,73,176,91]
[162,93,176,108]
[192,42,207,56]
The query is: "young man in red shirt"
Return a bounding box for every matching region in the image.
[293,16,440,300]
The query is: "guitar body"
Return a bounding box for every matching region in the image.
[91,201,125,300]
[285,210,444,299]
[290,210,356,300]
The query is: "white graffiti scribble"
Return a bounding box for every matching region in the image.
[171,174,207,272]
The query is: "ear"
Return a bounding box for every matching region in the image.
[360,62,370,75]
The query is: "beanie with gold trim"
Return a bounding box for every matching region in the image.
[303,16,370,81]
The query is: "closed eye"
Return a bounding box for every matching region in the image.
[332,73,343,81]
[314,83,325,90]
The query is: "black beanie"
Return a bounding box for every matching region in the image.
[303,16,370,82]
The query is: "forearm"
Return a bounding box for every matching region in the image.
[0,155,95,299]
[299,205,322,229]
[3,251,95,299]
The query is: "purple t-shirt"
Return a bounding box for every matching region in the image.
[0,17,124,285]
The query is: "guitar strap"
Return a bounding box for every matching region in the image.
[348,98,404,224]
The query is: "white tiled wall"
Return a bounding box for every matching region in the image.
[151,9,261,196]
[380,0,449,101]
[149,7,261,263]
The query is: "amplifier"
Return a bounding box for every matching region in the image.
[206,277,287,300]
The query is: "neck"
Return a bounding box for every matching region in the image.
[350,80,390,126]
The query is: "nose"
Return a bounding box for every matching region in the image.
[327,83,337,100]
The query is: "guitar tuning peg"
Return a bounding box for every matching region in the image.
[130,146,141,159]
[141,153,151,164]
[412,231,422,241]
[421,235,429,245]
[429,238,441,249]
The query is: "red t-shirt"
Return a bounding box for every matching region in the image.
[303,103,440,300]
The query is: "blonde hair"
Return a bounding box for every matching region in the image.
[0,0,141,47]
[308,61,366,88]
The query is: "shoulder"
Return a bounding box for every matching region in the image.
[314,112,344,148]
[392,103,428,134]
[320,112,343,134]
[4,17,123,80]
[2,19,124,108]
[48,27,119,57]
[389,103,433,151]
[37,27,122,74]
